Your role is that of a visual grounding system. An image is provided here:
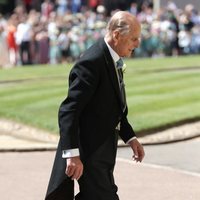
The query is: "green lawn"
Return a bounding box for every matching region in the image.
[0,55,200,136]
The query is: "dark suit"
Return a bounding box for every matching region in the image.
[45,39,136,200]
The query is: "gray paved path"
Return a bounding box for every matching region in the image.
[1,151,200,200]
[118,137,200,174]
[1,119,200,200]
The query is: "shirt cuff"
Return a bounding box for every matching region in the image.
[126,136,137,145]
[62,148,80,158]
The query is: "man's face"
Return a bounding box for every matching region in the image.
[114,24,141,57]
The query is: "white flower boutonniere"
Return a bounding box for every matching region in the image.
[122,63,127,73]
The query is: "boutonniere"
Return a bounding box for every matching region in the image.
[122,63,127,73]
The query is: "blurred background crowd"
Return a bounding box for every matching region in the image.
[0,0,200,67]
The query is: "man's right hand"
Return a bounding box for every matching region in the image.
[66,156,83,180]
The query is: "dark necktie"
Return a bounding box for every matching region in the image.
[116,58,127,112]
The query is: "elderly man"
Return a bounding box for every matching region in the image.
[46,11,145,200]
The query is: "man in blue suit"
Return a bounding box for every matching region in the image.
[46,11,145,200]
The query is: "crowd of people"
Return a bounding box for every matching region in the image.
[0,0,200,68]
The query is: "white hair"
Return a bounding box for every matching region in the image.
[106,15,131,35]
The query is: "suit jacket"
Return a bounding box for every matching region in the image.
[45,38,136,199]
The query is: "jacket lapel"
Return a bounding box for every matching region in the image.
[99,39,123,110]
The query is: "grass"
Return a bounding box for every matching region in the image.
[0,55,200,136]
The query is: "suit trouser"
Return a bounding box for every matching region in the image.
[75,130,119,200]
[19,41,32,65]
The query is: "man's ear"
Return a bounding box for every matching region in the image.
[113,30,120,44]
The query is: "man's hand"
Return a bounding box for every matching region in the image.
[66,156,83,180]
[129,139,145,162]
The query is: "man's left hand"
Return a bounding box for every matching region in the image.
[128,139,145,162]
